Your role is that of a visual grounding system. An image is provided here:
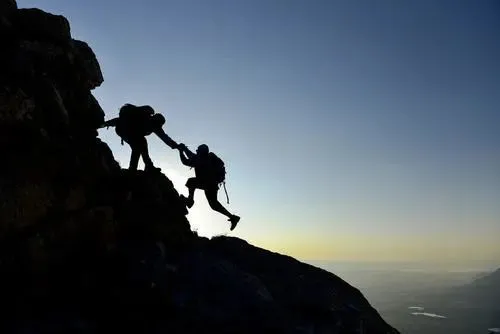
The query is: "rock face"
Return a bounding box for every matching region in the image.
[0,2,400,333]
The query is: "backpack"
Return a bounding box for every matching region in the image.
[208,152,226,184]
[116,104,155,141]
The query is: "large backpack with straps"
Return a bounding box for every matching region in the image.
[208,152,226,185]
[116,104,155,142]
[208,151,231,204]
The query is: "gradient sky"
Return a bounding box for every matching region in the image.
[18,0,500,268]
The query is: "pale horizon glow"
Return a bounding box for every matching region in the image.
[17,0,500,270]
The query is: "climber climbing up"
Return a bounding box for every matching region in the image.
[100,103,179,171]
[178,143,240,231]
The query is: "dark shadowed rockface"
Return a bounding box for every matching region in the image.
[0,2,399,333]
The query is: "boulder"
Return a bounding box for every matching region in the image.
[0,0,17,30]
[73,39,104,90]
[0,85,36,125]
[0,0,17,12]
[64,90,105,137]
[14,8,71,44]
[0,2,401,334]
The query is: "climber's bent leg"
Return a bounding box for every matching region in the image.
[126,137,141,171]
[182,177,199,208]
[204,186,240,230]
[137,137,159,171]
[205,186,231,218]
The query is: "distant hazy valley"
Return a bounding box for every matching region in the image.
[309,261,500,334]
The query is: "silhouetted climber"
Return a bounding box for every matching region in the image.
[100,104,178,171]
[178,143,240,231]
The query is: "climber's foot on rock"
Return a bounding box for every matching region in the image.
[229,215,240,231]
[145,165,161,173]
[180,195,194,209]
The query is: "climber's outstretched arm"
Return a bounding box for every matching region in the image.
[180,144,195,159]
[100,117,119,128]
[179,148,195,167]
[154,128,178,149]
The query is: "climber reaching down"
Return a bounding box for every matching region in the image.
[178,143,240,231]
[100,104,179,172]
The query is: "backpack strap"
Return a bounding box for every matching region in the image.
[222,181,229,204]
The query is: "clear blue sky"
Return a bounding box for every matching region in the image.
[18,0,500,267]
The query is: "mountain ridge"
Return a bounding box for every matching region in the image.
[0,2,399,333]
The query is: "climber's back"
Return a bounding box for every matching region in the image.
[115,104,165,140]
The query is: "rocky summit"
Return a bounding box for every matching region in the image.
[0,2,399,333]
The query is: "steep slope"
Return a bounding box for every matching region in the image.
[393,268,500,334]
[431,267,500,311]
[0,2,399,333]
[451,267,500,325]
[470,267,500,290]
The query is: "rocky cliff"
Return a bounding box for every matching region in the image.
[0,2,399,333]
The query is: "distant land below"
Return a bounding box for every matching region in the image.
[306,260,499,273]
[304,260,500,334]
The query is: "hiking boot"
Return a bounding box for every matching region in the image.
[229,215,240,231]
[180,195,194,209]
[145,164,161,173]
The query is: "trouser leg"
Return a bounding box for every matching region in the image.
[137,137,154,168]
[205,186,232,218]
[129,147,140,171]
